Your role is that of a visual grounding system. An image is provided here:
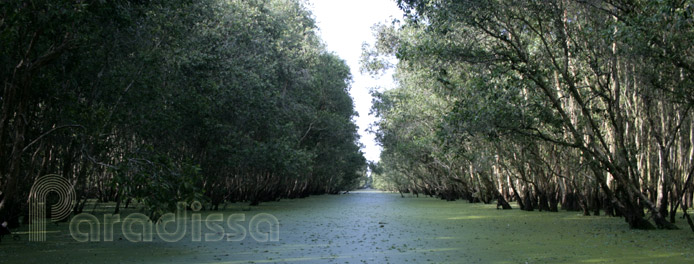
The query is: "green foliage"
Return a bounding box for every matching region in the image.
[0,0,365,223]
[368,0,694,229]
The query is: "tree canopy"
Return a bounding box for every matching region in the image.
[366,0,694,230]
[0,0,366,225]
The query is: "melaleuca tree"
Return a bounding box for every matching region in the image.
[367,0,694,230]
[0,0,366,224]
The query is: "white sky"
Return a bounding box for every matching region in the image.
[306,0,402,162]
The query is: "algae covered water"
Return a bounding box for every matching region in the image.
[2,190,693,263]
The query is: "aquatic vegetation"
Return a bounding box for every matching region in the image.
[2,191,692,263]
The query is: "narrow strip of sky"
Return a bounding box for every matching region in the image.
[307,0,402,162]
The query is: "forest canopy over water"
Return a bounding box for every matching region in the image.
[0,0,366,226]
[2,0,694,237]
[365,0,694,230]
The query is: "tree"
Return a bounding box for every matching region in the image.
[367,0,694,230]
[0,0,365,225]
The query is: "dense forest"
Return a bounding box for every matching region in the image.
[366,0,694,230]
[0,0,366,227]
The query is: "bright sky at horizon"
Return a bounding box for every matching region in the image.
[307,0,403,163]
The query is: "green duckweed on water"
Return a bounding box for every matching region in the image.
[2,190,693,263]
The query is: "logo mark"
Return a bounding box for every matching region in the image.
[29,174,76,241]
[27,175,279,243]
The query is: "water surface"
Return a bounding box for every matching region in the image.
[2,190,693,263]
